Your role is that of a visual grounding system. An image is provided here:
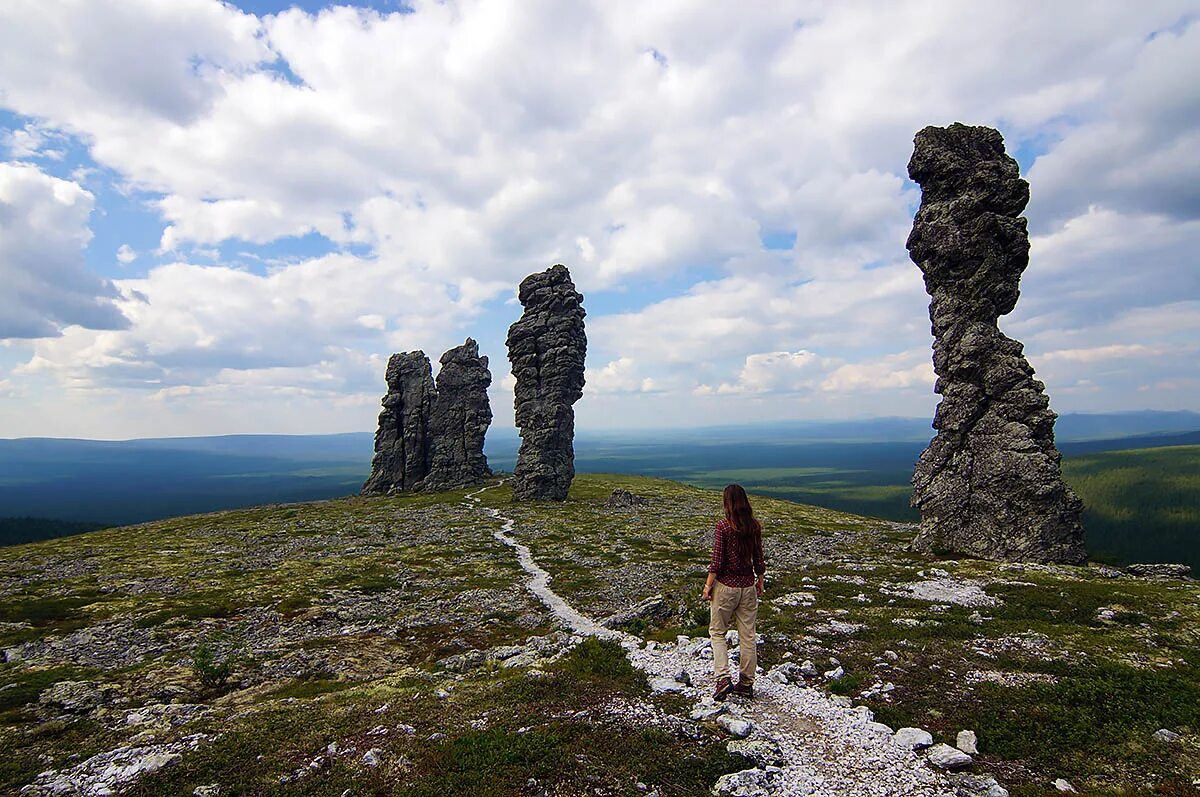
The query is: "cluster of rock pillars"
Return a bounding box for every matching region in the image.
[363,123,1086,565]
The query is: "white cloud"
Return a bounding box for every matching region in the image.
[116,244,137,264]
[585,357,659,394]
[0,163,128,338]
[0,1,1198,433]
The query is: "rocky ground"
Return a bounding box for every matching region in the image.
[1,474,1197,796]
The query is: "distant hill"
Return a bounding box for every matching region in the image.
[1,410,1197,561]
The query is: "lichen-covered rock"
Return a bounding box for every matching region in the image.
[421,338,493,491]
[361,351,436,494]
[605,489,649,509]
[906,123,1085,564]
[37,680,108,714]
[506,264,586,501]
[1126,563,1191,579]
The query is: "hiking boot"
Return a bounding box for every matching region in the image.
[731,680,754,700]
[713,676,733,702]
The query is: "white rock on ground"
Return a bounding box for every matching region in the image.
[926,743,973,770]
[894,727,934,750]
[717,714,754,739]
[19,735,208,796]
[956,729,979,754]
[727,738,786,767]
[1053,778,1077,792]
[712,767,784,797]
[1152,728,1180,743]
[649,677,687,694]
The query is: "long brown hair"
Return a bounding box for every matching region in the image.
[723,484,761,566]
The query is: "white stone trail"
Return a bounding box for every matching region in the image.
[466,484,956,797]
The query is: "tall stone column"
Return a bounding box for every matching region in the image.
[907,123,1086,564]
[361,351,436,495]
[422,338,493,491]
[506,264,587,501]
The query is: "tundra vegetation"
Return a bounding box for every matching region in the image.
[0,475,1195,796]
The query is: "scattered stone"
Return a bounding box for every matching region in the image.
[362,748,384,767]
[37,680,108,714]
[799,660,819,677]
[867,722,894,735]
[884,578,1000,608]
[766,662,804,684]
[823,665,844,681]
[20,734,207,796]
[600,596,672,629]
[1152,728,1180,743]
[711,767,782,797]
[507,264,587,501]
[690,702,727,722]
[605,489,649,509]
[894,727,934,750]
[1126,563,1192,579]
[421,338,493,491]
[1053,779,1077,793]
[193,786,221,797]
[649,677,687,694]
[949,773,1009,797]
[926,743,973,770]
[774,592,816,608]
[906,122,1085,564]
[716,714,753,739]
[727,738,786,767]
[957,729,979,754]
[362,351,437,494]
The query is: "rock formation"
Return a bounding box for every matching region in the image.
[423,338,493,491]
[906,123,1085,564]
[362,340,494,495]
[361,351,437,495]
[506,264,587,501]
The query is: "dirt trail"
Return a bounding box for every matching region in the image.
[466,484,957,797]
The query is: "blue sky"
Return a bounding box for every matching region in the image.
[0,1,1197,438]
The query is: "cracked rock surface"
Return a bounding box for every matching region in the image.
[422,338,493,492]
[906,123,1085,564]
[362,351,437,495]
[506,264,587,501]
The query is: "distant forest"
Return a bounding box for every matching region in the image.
[1,415,1197,570]
[0,517,107,546]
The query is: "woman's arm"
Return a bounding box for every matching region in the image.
[754,533,766,596]
[704,522,724,600]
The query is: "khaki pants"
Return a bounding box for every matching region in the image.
[709,581,758,683]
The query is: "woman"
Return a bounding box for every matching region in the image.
[703,484,766,701]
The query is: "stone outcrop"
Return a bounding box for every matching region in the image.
[906,123,1085,564]
[361,351,436,495]
[422,338,493,491]
[362,341,493,495]
[506,264,587,501]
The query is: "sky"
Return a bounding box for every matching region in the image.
[0,0,1197,439]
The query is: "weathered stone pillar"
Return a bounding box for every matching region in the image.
[907,123,1086,564]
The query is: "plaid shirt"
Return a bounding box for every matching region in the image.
[708,518,766,588]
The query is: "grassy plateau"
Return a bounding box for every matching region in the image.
[0,474,1196,796]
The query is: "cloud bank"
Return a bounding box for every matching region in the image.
[0,0,1196,437]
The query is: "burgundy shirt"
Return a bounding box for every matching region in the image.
[709,518,766,588]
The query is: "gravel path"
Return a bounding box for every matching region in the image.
[468,484,956,797]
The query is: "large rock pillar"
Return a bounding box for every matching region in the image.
[907,123,1086,564]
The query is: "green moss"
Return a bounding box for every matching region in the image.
[0,665,100,714]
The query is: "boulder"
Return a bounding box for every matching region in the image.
[957,729,979,754]
[926,743,973,770]
[893,727,934,750]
